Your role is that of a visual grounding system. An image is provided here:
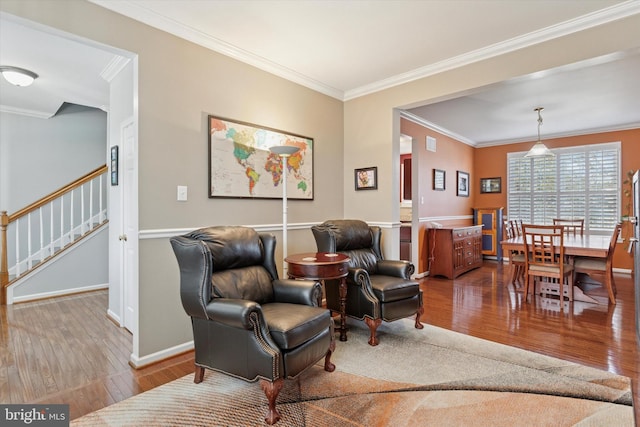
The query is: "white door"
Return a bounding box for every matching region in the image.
[121,119,138,335]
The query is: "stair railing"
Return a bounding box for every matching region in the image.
[1,165,108,304]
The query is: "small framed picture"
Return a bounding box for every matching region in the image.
[480,177,501,194]
[110,145,119,186]
[457,171,469,197]
[355,167,377,190]
[433,169,445,191]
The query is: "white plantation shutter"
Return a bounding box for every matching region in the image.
[507,142,620,234]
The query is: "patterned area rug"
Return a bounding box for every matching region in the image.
[72,319,634,426]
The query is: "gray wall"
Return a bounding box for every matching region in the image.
[0,103,107,212]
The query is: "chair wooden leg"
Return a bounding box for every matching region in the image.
[523,274,531,302]
[415,306,424,329]
[324,337,336,372]
[605,270,616,304]
[364,317,382,346]
[260,378,284,425]
[194,365,205,383]
[568,273,574,302]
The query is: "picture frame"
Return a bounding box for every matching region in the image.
[433,169,445,191]
[457,170,469,197]
[480,177,502,194]
[110,145,118,186]
[208,115,314,199]
[355,166,377,190]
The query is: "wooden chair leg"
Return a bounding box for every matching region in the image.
[364,317,382,346]
[605,270,616,304]
[324,337,336,372]
[523,274,531,302]
[415,306,424,329]
[568,273,574,302]
[260,378,284,425]
[194,365,205,383]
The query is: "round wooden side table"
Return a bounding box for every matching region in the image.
[285,252,350,341]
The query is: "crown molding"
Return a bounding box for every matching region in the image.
[400,111,477,147]
[0,104,53,119]
[344,1,640,100]
[90,1,640,102]
[89,0,343,100]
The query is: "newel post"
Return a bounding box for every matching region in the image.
[1,210,8,305]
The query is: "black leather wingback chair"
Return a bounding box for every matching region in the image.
[170,226,335,425]
[311,219,423,346]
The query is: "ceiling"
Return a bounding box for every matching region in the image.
[1,1,639,146]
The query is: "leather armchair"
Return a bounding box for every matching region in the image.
[311,219,423,346]
[170,226,335,425]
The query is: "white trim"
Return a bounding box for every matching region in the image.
[9,283,108,305]
[107,309,122,327]
[419,215,474,223]
[88,1,640,102]
[344,1,640,100]
[0,104,53,119]
[401,111,476,146]
[129,340,194,369]
[140,222,324,239]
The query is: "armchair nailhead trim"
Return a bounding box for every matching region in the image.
[250,312,280,379]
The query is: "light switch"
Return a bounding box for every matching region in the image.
[177,185,188,201]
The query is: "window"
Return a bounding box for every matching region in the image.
[507,142,620,234]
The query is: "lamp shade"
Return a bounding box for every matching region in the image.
[524,141,555,157]
[0,66,38,87]
[269,145,299,156]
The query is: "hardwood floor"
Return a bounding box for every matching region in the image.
[1,261,637,423]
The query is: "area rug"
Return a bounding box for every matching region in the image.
[72,319,634,426]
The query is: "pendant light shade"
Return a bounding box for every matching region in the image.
[525,107,555,158]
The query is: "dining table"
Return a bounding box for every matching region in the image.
[500,233,612,304]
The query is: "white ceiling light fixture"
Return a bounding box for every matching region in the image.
[0,66,38,87]
[524,107,555,158]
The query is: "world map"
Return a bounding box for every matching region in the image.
[209,117,313,199]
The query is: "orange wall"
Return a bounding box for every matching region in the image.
[402,118,640,273]
[475,129,640,271]
[401,119,476,272]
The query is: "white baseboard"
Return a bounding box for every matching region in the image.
[107,309,123,327]
[9,283,108,305]
[129,340,194,369]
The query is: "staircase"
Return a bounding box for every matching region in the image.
[1,165,108,304]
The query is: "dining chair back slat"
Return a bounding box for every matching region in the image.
[553,218,584,236]
[522,224,574,305]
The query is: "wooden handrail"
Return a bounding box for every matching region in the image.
[1,164,107,305]
[8,165,107,223]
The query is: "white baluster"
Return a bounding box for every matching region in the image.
[27,212,32,270]
[15,218,21,276]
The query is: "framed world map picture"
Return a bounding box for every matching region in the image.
[208,115,314,200]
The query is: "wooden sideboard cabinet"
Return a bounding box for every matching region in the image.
[429,225,483,279]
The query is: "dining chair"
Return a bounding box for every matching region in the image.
[510,219,523,237]
[522,224,574,304]
[552,218,584,236]
[573,223,622,304]
[503,220,525,286]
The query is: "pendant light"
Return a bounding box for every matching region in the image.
[524,107,555,158]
